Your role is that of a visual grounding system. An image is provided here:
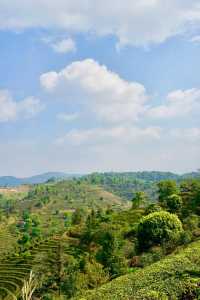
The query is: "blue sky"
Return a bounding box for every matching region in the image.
[0,1,200,176]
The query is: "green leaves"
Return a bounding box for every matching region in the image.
[137,211,183,250]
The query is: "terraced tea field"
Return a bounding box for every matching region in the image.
[0,235,70,300]
[0,228,18,257]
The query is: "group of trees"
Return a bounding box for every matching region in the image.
[134,179,200,251]
[17,210,41,249]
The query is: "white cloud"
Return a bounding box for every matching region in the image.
[56,126,161,146]
[0,90,44,122]
[56,112,79,122]
[147,88,200,119]
[40,61,200,124]
[190,35,200,43]
[1,1,200,46]
[40,71,59,91]
[51,38,76,53]
[41,59,148,124]
[0,90,17,122]
[18,97,45,118]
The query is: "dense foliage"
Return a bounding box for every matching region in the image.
[0,174,200,299]
[137,211,183,250]
[78,240,200,300]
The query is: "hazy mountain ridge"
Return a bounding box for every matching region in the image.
[0,171,199,187]
[0,172,81,186]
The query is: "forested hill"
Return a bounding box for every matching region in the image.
[81,171,200,200]
[83,171,200,183]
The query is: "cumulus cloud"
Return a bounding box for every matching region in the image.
[41,61,200,124]
[0,90,44,122]
[1,1,200,46]
[38,59,200,173]
[41,59,200,152]
[41,59,148,124]
[147,88,200,119]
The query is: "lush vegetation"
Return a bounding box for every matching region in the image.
[77,240,200,300]
[82,171,200,200]
[0,173,200,299]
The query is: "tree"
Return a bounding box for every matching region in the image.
[157,180,179,206]
[80,210,98,248]
[132,191,147,209]
[137,211,183,250]
[72,208,85,225]
[95,224,127,277]
[166,194,182,213]
[180,179,200,215]
[60,255,87,298]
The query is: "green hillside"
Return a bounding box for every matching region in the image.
[82,172,200,201]
[0,179,129,300]
[77,240,200,299]
[0,176,200,300]
[21,180,128,209]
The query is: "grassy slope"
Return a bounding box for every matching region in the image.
[36,182,130,233]
[76,240,200,300]
[18,180,129,213]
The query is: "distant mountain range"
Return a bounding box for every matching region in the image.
[0,172,81,187]
[0,171,199,187]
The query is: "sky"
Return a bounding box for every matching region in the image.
[0,0,200,176]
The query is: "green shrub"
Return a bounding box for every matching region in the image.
[157,180,179,205]
[184,214,200,231]
[166,194,182,213]
[140,246,164,267]
[137,211,183,250]
[179,230,193,245]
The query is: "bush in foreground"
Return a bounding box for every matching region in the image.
[137,211,183,250]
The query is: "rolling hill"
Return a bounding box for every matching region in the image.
[82,171,200,200]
